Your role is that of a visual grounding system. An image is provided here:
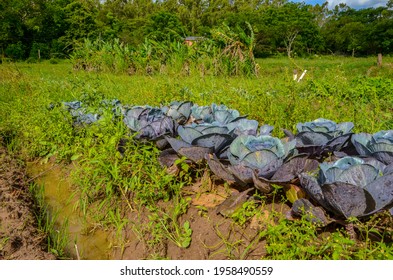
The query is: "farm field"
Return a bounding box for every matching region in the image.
[1,56,393,260]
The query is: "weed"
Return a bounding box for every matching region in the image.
[0,237,10,252]
[29,182,69,259]
[196,205,208,217]
[259,211,393,260]
[207,221,261,260]
[174,156,193,184]
[147,196,192,249]
[230,200,259,226]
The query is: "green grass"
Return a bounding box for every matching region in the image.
[1,56,393,259]
[259,211,393,260]
[29,182,70,259]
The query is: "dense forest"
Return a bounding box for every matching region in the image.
[1,0,393,60]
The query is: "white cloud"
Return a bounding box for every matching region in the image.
[327,0,388,9]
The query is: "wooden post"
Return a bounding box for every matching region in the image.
[38,49,41,63]
[377,53,382,67]
[293,69,298,81]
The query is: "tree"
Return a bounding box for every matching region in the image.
[200,0,233,32]
[258,2,320,57]
[322,5,393,55]
[337,22,367,56]
[211,22,258,75]
[95,11,122,41]
[0,0,72,59]
[61,0,100,50]
[175,0,207,35]
[310,1,330,28]
[145,12,185,41]
[369,7,393,54]
[0,0,25,56]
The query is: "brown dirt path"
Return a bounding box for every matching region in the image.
[0,145,55,260]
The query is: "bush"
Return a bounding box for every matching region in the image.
[29,42,51,60]
[50,39,68,59]
[5,42,26,60]
[26,57,37,64]
[49,58,59,64]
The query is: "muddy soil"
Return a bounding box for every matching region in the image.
[0,145,56,260]
[116,186,290,260]
[118,203,275,260]
[26,159,285,260]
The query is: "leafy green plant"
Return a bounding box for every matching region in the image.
[260,214,342,259]
[230,200,259,226]
[145,196,192,250]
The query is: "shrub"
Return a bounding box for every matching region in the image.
[5,42,26,60]
[49,58,59,64]
[26,57,37,64]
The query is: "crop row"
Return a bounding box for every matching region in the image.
[60,99,393,225]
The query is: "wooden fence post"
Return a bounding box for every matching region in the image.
[377,53,382,67]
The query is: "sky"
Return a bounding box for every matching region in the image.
[292,0,389,9]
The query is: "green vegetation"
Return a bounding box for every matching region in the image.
[29,182,70,259]
[1,0,393,61]
[69,33,257,76]
[1,56,393,259]
[259,209,393,260]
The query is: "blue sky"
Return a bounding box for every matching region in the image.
[291,0,388,9]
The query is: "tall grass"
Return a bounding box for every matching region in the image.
[69,36,258,77]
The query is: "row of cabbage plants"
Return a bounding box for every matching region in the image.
[61,99,393,225]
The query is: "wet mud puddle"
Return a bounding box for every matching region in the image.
[27,161,114,259]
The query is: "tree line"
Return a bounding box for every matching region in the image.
[1,0,393,60]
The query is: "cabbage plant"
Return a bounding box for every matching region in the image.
[190,104,214,123]
[207,135,299,192]
[352,130,393,164]
[63,101,100,125]
[63,101,82,111]
[299,156,393,219]
[211,103,242,125]
[63,99,123,125]
[187,102,269,137]
[228,135,296,174]
[208,153,318,193]
[161,103,271,164]
[289,198,329,225]
[162,101,193,125]
[165,123,234,162]
[285,118,354,157]
[190,103,242,125]
[101,99,123,118]
[123,106,176,141]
